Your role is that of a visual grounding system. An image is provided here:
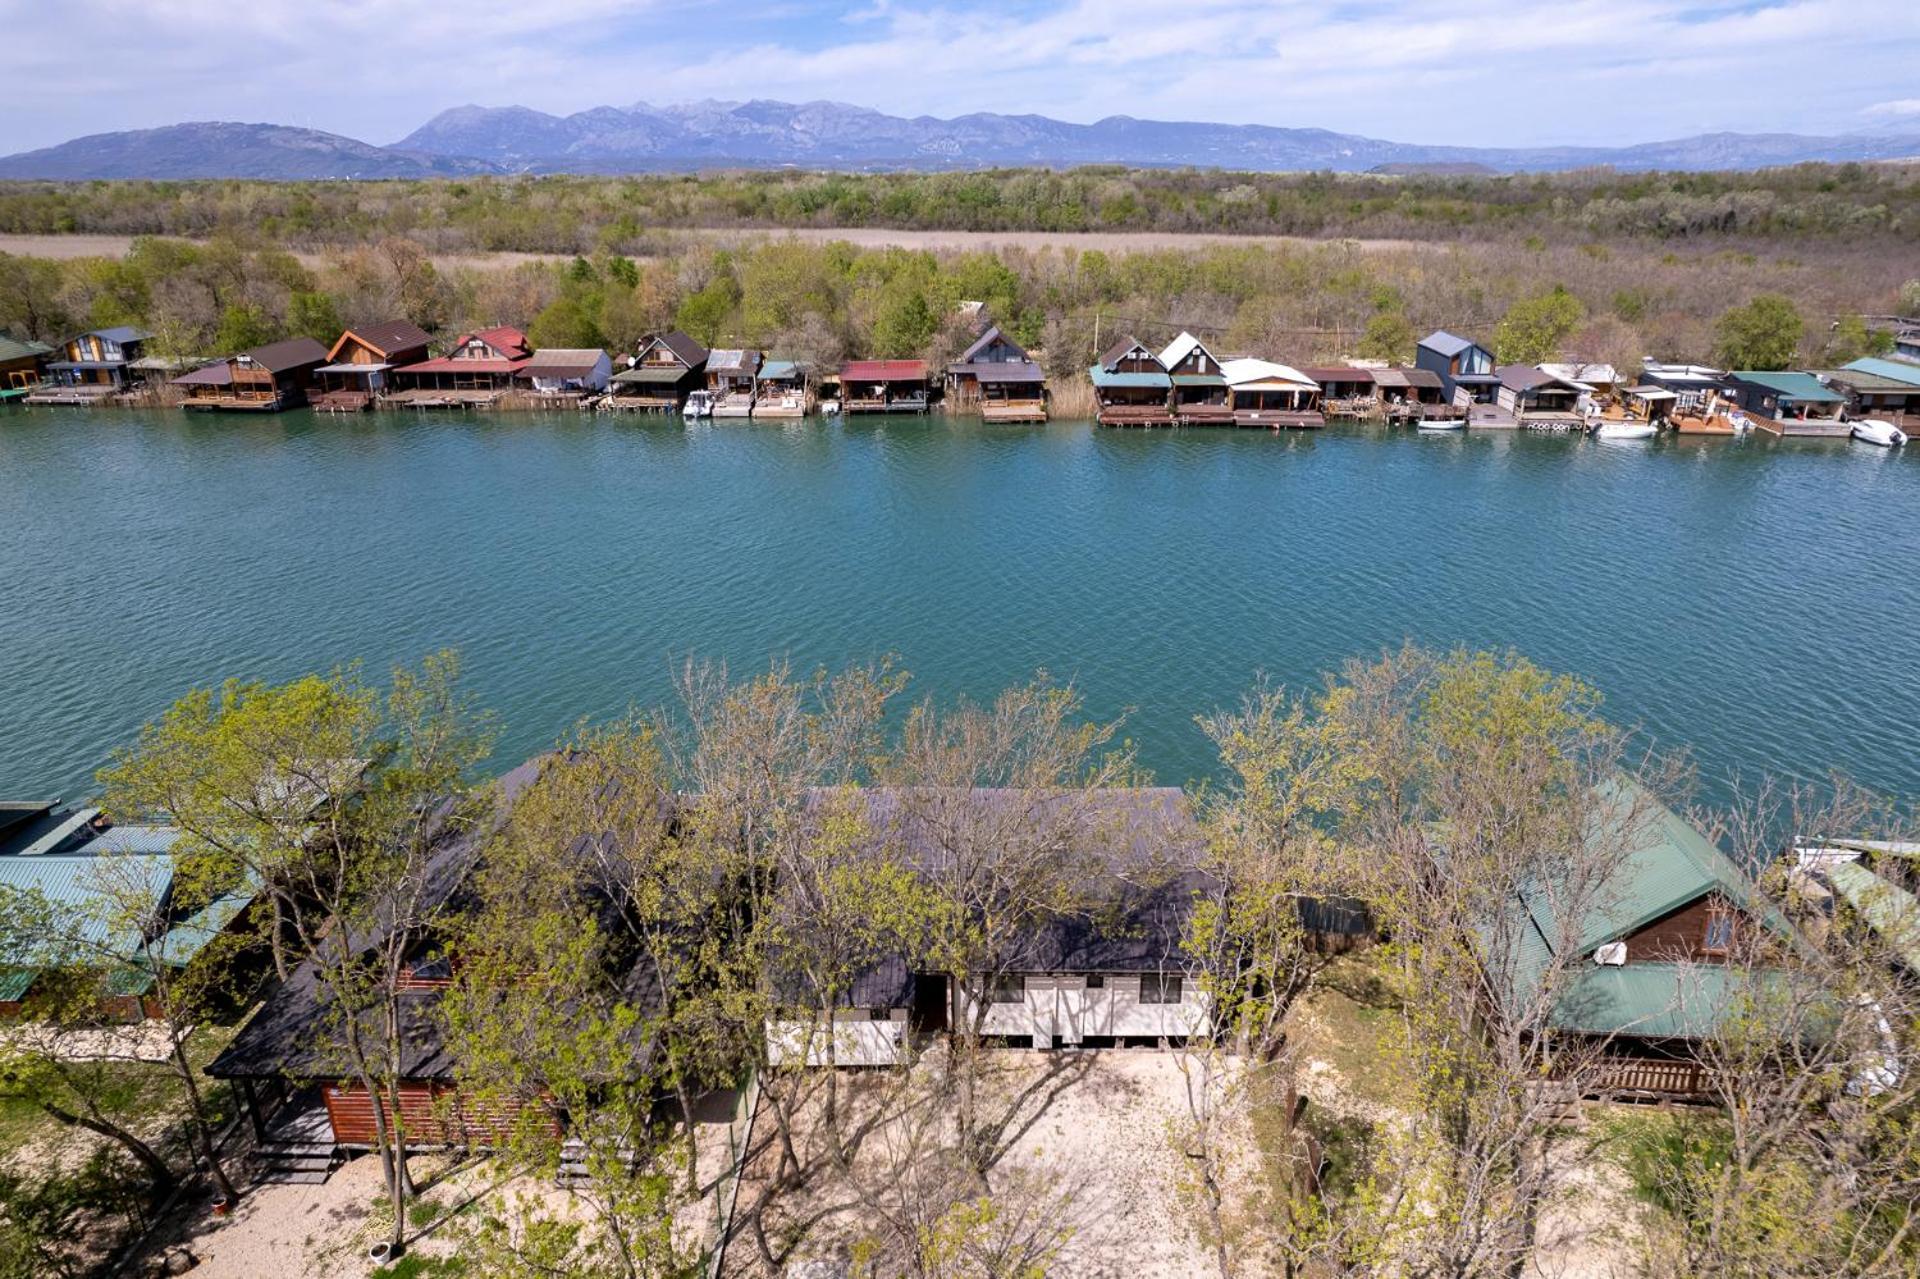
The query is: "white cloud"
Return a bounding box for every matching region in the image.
[1,0,1917,152]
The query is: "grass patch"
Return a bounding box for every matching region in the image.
[1290,951,1418,1112]
[373,1255,470,1279]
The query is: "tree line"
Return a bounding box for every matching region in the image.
[2,647,1915,1277]
[1,165,1916,252]
[2,231,1910,387]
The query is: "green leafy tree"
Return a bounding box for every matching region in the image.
[213,302,276,353]
[288,290,343,342]
[1357,311,1414,363]
[1493,286,1585,364]
[1821,314,1893,365]
[674,274,739,348]
[1715,294,1802,370]
[528,296,607,351]
[870,283,937,358]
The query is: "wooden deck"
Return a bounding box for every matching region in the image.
[845,393,930,414]
[1749,414,1851,438]
[312,389,373,413]
[1325,396,1380,420]
[23,385,121,406]
[1234,408,1325,429]
[982,399,1047,423]
[181,394,298,412]
[1667,412,1737,435]
[1174,405,1237,427]
[1098,404,1177,428]
[387,387,511,410]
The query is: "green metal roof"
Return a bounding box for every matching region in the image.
[0,854,172,954]
[0,968,37,1003]
[1842,357,1920,388]
[1170,373,1228,388]
[0,334,52,363]
[1730,371,1844,403]
[611,366,691,385]
[1828,860,1920,972]
[757,360,802,381]
[1551,962,1790,1038]
[1809,368,1920,393]
[1088,365,1171,390]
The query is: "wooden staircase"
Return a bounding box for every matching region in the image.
[252,1102,342,1185]
[555,1137,641,1188]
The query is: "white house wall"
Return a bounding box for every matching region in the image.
[969,974,1209,1047]
[766,1009,908,1067]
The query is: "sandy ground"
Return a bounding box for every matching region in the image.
[0,227,1415,269]
[135,1116,742,1278]
[733,1049,1236,1279]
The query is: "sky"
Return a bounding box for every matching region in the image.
[2,0,1918,155]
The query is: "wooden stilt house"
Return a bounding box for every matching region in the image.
[609,331,708,412]
[173,337,329,412]
[1159,332,1234,426]
[947,324,1047,422]
[312,321,432,412]
[841,360,931,414]
[1089,337,1174,427]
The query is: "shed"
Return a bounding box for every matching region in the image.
[519,348,612,396]
[840,360,931,414]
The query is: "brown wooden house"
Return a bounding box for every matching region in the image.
[0,333,52,401]
[1490,778,1806,1100]
[312,321,433,412]
[1159,332,1234,426]
[609,331,709,412]
[173,337,329,412]
[947,324,1047,422]
[1088,337,1174,427]
[391,326,531,408]
[841,360,932,414]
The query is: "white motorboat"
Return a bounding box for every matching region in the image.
[1851,418,1908,448]
[1416,418,1465,432]
[683,390,714,420]
[820,398,842,417]
[1594,421,1657,441]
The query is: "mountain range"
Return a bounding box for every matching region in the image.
[3,100,1918,179]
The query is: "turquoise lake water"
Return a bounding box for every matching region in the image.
[2,408,1916,803]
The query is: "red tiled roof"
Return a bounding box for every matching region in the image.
[394,358,527,374]
[841,360,928,381]
[473,326,530,358]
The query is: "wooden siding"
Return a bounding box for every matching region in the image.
[1623,893,1743,963]
[321,1081,549,1149]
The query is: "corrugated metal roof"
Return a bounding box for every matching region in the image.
[1810,368,1920,393]
[1419,330,1476,358]
[1088,365,1171,389]
[757,359,803,381]
[1551,962,1777,1038]
[1171,373,1227,388]
[972,362,1045,385]
[0,853,172,951]
[841,360,928,381]
[705,349,762,375]
[1221,358,1318,390]
[1828,861,1920,972]
[1730,371,1844,403]
[1841,357,1920,388]
[612,366,689,385]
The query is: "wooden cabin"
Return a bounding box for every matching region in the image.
[1221,358,1324,428]
[391,326,531,408]
[1821,359,1920,429]
[752,359,812,418]
[1416,330,1500,406]
[173,337,329,412]
[1159,332,1234,426]
[312,321,432,412]
[1638,361,1725,416]
[33,327,155,403]
[0,332,52,402]
[705,349,762,418]
[519,349,612,405]
[1303,366,1379,419]
[947,325,1047,422]
[1485,778,1806,1100]
[1723,371,1849,437]
[841,360,931,414]
[1539,362,1620,401]
[609,331,708,412]
[1088,336,1174,427]
[1370,367,1456,423]
[1496,365,1589,431]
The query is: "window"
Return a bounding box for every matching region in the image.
[1703,907,1736,956]
[1139,973,1182,1004]
[989,975,1025,1004]
[1084,974,1105,989]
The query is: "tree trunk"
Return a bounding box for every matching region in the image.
[38,1098,175,1193]
[172,1036,239,1204]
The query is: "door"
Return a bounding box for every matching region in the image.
[1054,976,1087,1046]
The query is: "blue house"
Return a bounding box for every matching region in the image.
[1416,330,1501,405]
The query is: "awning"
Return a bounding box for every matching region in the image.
[315,362,389,375]
[1625,386,1678,400]
[1089,366,1171,390]
[1171,374,1227,388]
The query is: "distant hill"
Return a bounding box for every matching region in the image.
[0,122,498,180]
[4,104,1919,179]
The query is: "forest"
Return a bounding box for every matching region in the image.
[1,164,1917,251]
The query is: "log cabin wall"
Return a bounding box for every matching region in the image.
[1622,893,1740,963]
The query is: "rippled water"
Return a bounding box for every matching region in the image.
[2,408,1916,802]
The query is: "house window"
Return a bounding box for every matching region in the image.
[1139,973,1182,1004]
[989,975,1025,1004]
[1085,974,1104,989]
[1703,907,1736,956]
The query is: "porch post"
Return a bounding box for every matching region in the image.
[242,1077,268,1143]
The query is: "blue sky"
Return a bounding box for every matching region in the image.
[3,0,1918,153]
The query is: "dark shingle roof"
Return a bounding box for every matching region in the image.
[335,321,432,360]
[238,337,329,374]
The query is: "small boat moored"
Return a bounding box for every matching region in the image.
[1850,419,1908,448]
[683,390,714,420]
[1593,420,1657,441]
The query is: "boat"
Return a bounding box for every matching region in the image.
[1416,418,1465,432]
[1593,421,1656,441]
[1851,419,1908,448]
[683,390,713,420]
[820,398,842,417]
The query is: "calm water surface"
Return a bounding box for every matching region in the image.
[2,408,1916,802]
